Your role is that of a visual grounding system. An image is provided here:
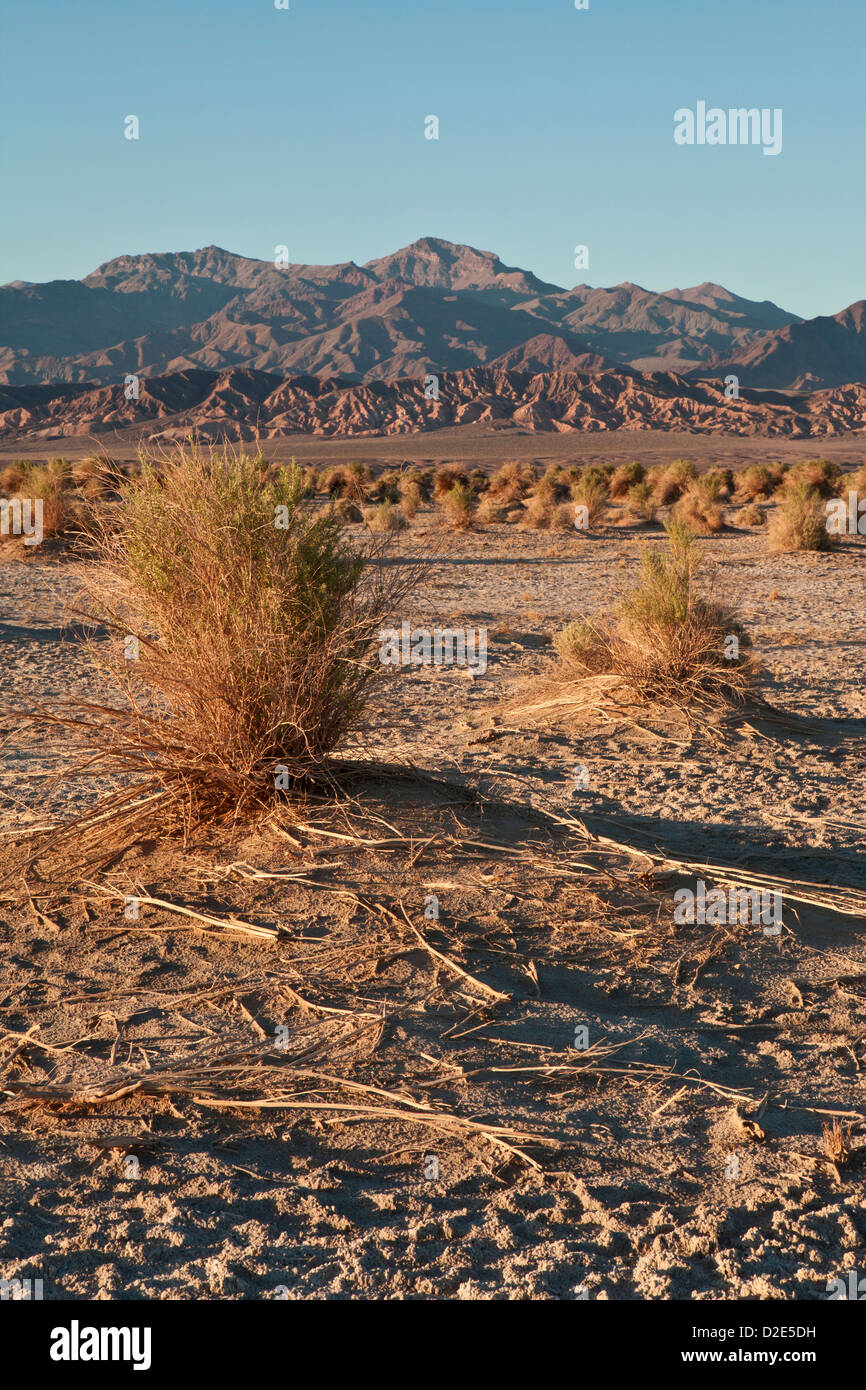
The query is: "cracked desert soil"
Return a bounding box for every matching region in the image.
[1,500,865,1301]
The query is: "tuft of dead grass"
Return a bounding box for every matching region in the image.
[4,444,419,860]
[768,481,833,552]
[323,462,371,502]
[439,480,478,530]
[399,478,423,519]
[433,465,469,500]
[365,499,408,533]
[553,519,758,708]
[737,502,767,528]
[520,494,553,530]
[0,461,27,493]
[551,501,578,531]
[609,461,645,499]
[674,481,726,535]
[785,457,842,499]
[570,472,608,529]
[822,1119,852,1167]
[625,480,657,522]
[736,463,783,501]
[649,458,696,506]
[487,461,532,504]
[476,493,510,525]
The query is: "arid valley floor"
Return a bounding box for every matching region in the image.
[1,438,865,1301]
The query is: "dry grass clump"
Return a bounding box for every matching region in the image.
[486,460,531,504]
[468,467,490,494]
[702,468,734,500]
[573,465,610,495]
[1,458,83,541]
[674,481,726,535]
[398,467,432,516]
[439,480,478,530]
[0,461,28,493]
[261,459,316,500]
[570,472,608,529]
[553,617,612,674]
[1,456,130,553]
[625,480,657,522]
[333,498,363,524]
[609,461,645,499]
[768,481,832,552]
[521,494,553,530]
[849,463,866,494]
[736,463,782,500]
[13,445,416,840]
[533,465,570,503]
[822,1119,852,1168]
[70,454,122,498]
[399,479,423,519]
[650,458,697,505]
[320,465,345,496]
[785,457,842,498]
[551,501,578,531]
[476,493,510,525]
[369,470,402,504]
[323,462,371,502]
[554,520,757,707]
[365,499,408,532]
[737,502,767,528]
[433,464,469,500]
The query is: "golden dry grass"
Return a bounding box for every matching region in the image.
[674,481,726,535]
[554,519,758,708]
[768,481,833,552]
[4,444,419,858]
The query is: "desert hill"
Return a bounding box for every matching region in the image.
[2,364,864,444]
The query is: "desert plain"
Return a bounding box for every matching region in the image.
[1,431,865,1302]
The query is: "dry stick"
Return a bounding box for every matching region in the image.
[234,999,267,1041]
[218,861,339,883]
[2,1061,552,1169]
[391,900,511,1006]
[191,1096,549,1169]
[258,873,511,1007]
[652,1085,690,1118]
[21,882,61,933]
[82,883,278,941]
[279,984,381,1024]
[551,812,866,918]
[38,979,265,1007]
[0,1026,103,1057]
[289,818,527,863]
[463,1059,755,1105]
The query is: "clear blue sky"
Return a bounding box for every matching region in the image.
[2,0,863,318]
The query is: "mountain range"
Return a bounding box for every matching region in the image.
[2,237,863,393]
[3,366,865,443]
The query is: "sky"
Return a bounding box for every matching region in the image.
[1,0,863,318]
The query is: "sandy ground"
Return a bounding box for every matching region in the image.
[1,498,866,1301]
[2,421,864,472]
